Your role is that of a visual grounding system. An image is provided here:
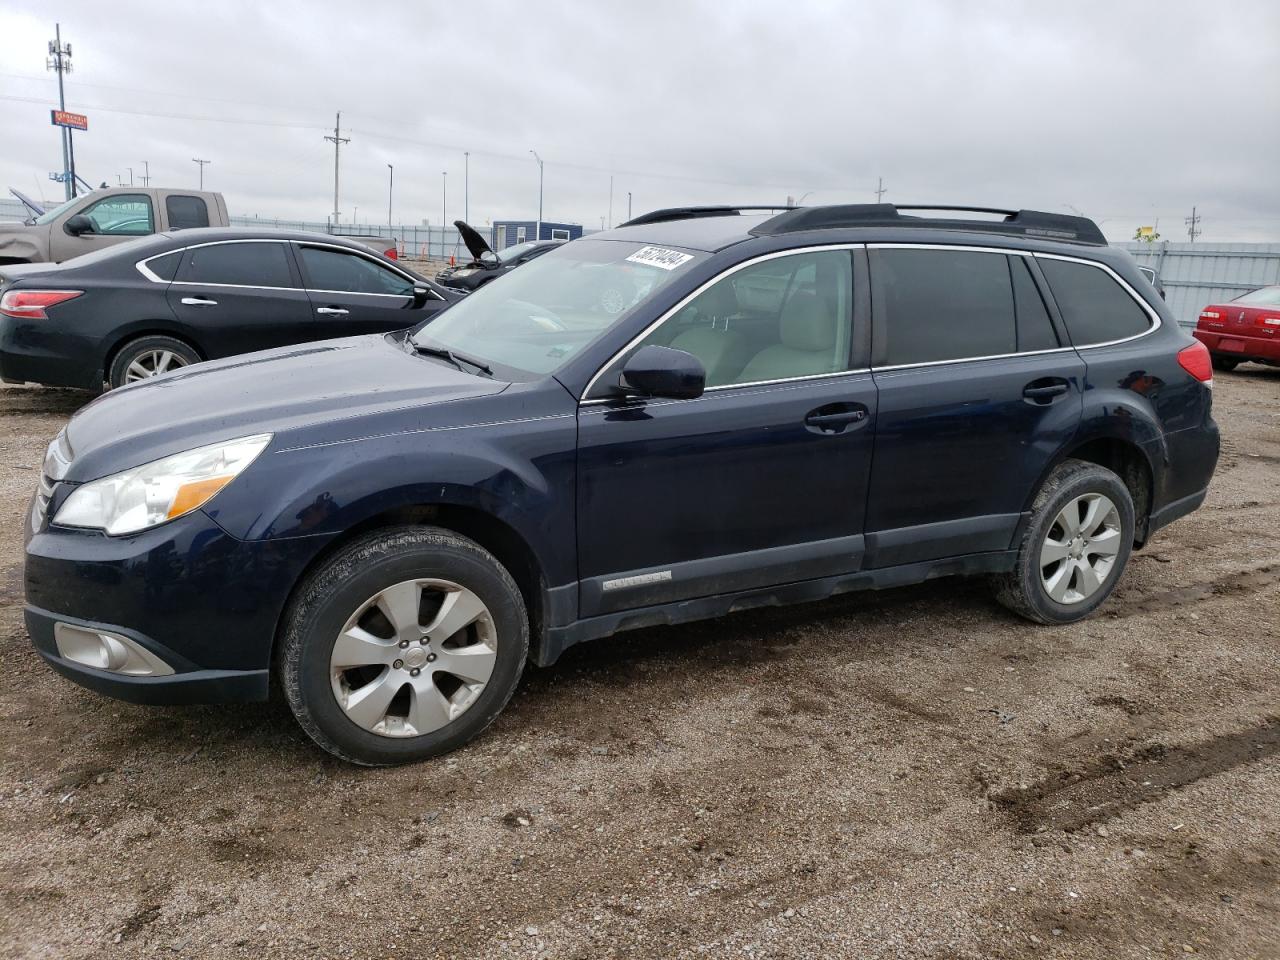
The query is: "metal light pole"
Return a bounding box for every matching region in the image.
[463,151,469,223]
[608,175,613,229]
[387,164,393,230]
[126,166,134,186]
[529,149,544,241]
[140,161,150,187]
[627,191,632,221]
[47,24,74,199]
[192,158,210,189]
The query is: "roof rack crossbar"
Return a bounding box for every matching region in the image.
[619,205,794,228]
[750,204,1107,245]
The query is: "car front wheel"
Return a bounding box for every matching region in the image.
[993,459,1135,624]
[280,526,528,765]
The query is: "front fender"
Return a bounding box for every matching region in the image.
[0,228,46,263]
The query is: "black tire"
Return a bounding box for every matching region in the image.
[1211,356,1239,372]
[279,526,528,766]
[107,335,201,389]
[993,459,1135,624]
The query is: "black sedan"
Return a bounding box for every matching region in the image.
[0,228,459,390]
[434,220,563,292]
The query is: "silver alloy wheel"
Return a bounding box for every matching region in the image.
[1039,493,1123,604]
[125,349,189,382]
[330,578,498,737]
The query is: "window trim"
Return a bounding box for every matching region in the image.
[865,243,1160,370]
[581,243,867,403]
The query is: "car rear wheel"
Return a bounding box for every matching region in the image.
[992,459,1135,624]
[108,335,201,388]
[1211,356,1239,372]
[280,526,528,766]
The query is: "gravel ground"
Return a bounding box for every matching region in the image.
[0,369,1276,960]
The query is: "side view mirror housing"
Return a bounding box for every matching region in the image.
[412,285,432,307]
[65,214,95,236]
[619,345,705,400]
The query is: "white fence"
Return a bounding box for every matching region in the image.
[1118,241,1280,329]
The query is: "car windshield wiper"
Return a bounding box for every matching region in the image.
[412,341,493,376]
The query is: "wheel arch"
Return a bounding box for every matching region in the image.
[1031,434,1157,545]
[270,502,551,671]
[104,327,208,378]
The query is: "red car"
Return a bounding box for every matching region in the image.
[1193,285,1280,371]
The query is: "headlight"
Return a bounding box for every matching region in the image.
[55,434,272,535]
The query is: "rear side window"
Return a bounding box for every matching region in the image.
[143,250,184,281]
[178,242,293,288]
[1010,257,1059,352]
[165,195,209,230]
[1038,258,1152,345]
[298,246,415,295]
[873,249,1015,365]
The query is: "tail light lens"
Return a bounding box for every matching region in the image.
[1259,315,1280,327]
[0,289,83,319]
[1177,340,1213,385]
[384,246,398,260]
[1198,310,1220,325]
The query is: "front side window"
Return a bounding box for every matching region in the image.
[873,249,1017,365]
[178,242,293,288]
[411,239,702,378]
[165,195,209,230]
[80,194,154,236]
[298,246,414,295]
[1038,258,1153,345]
[634,250,853,387]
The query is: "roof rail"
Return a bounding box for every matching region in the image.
[618,205,794,228]
[751,204,1107,245]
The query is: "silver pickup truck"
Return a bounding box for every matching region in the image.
[1,187,396,264]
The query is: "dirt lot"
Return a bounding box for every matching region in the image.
[0,370,1276,960]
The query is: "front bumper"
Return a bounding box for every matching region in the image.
[1193,328,1280,364]
[25,509,325,705]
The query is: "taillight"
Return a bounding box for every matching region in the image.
[1198,310,1220,323]
[384,247,398,260]
[0,289,83,319]
[1259,315,1280,327]
[1177,340,1213,385]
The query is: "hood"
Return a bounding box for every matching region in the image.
[453,220,494,263]
[10,188,45,219]
[62,333,507,483]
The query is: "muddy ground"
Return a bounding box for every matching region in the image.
[0,369,1276,960]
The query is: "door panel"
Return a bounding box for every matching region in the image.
[50,193,155,262]
[576,373,877,617]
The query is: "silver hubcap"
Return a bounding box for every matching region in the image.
[330,579,497,738]
[1040,493,1122,604]
[125,349,188,382]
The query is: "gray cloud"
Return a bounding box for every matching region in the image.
[2,0,1277,241]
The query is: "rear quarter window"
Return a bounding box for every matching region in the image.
[1038,258,1153,345]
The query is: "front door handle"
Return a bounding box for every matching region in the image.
[180,296,218,306]
[316,307,349,316]
[804,402,869,434]
[1023,378,1070,404]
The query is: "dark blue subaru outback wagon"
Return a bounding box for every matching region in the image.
[24,204,1220,765]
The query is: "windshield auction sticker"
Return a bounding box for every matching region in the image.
[625,246,694,270]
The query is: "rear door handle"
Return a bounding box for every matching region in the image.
[804,403,869,434]
[316,307,349,316]
[1023,379,1070,404]
[180,297,217,306]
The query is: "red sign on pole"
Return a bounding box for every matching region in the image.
[51,110,88,131]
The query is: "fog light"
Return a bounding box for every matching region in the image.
[54,623,174,677]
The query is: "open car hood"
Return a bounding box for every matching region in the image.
[453,220,494,264]
[9,188,45,220]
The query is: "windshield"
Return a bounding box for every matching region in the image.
[1233,286,1280,307]
[497,241,541,264]
[411,239,703,378]
[32,196,82,225]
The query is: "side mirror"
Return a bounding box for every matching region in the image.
[65,214,95,236]
[412,285,431,307]
[620,345,705,400]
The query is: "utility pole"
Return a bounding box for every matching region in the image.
[323,112,350,226]
[139,161,150,187]
[192,158,210,189]
[1185,206,1201,243]
[463,151,470,223]
[529,149,544,241]
[442,171,448,237]
[875,177,887,203]
[627,191,632,221]
[608,175,613,229]
[387,164,393,231]
[47,24,74,200]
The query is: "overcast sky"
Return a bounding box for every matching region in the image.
[2,0,1277,242]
